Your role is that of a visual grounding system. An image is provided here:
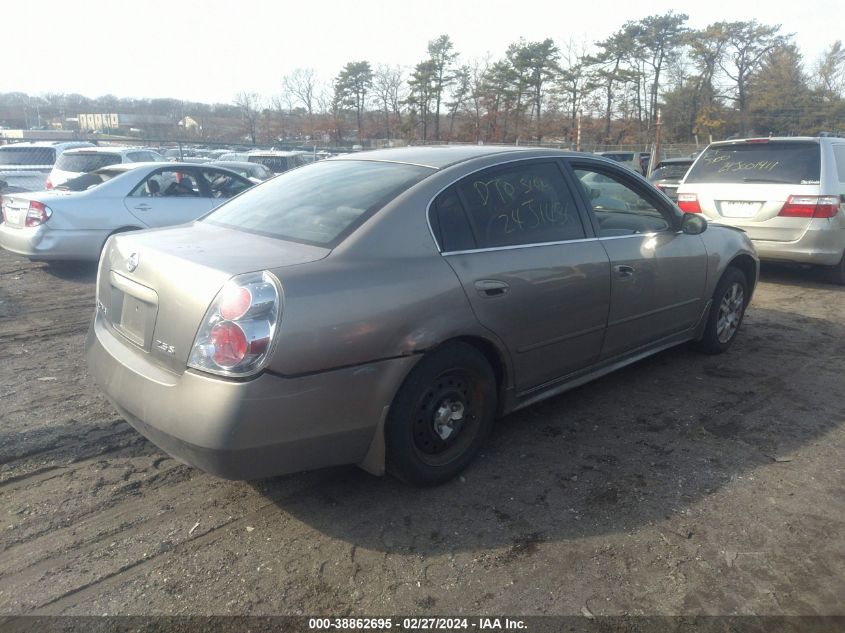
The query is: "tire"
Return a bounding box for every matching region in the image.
[827,251,845,286]
[385,343,497,486]
[694,267,748,354]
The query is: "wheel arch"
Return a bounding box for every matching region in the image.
[726,253,758,297]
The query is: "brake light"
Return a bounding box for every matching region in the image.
[188,271,281,377]
[209,322,248,367]
[677,193,701,213]
[778,195,840,218]
[45,177,53,189]
[25,200,52,227]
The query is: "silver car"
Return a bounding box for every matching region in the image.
[0,162,253,261]
[85,147,758,486]
[676,136,845,284]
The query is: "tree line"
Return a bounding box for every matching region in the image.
[3,14,845,148]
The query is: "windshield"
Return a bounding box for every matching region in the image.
[205,160,433,247]
[58,168,123,191]
[685,142,821,184]
[0,146,57,166]
[56,153,122,172]
[650,163,692,181]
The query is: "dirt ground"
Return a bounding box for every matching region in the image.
[0,249,843,617]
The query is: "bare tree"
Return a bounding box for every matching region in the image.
[283,68,318,140]
[234,91,261,144]
[372,65,405,141]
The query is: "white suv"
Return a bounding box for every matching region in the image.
[676,136,845,284]
[46,146,165,189]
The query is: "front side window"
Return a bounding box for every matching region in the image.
[452,161,585,249]
[575,166,671,236]
[130,169,204,198]
[200,169,252,198]
[205,160,432,247]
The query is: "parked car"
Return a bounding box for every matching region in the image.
[0,162,253,261]
[648,157,694,201]
[215,150,308,174]
[46,146,165,189]
[676,136,845,284]
[594,151,644,174]
[212,161,274,183]
[85,146,758,486]
[0,141,94,193]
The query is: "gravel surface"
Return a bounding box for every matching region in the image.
[0,250,843,616]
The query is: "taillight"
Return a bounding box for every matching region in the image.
[188,271,281,377]
[778,195,840,218]
[25,200,52,227]
[677,193,701,213]
[45,177,53,190]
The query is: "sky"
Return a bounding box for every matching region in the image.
[4,0,840,104]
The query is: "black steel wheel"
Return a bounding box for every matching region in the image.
[386,343,497,486]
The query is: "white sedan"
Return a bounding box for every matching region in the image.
[0,162,254,261]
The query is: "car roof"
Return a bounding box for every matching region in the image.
[213,161,263,168]
[710,136,842,146]
[62,146,144,155]
[247,150,305,156]
[330,145,571,169]
[0,141,93,149]
[657,157,694,164]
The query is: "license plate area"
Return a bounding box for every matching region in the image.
[109,271,158,350]
[719,200,761,218]
[2,205,24,227]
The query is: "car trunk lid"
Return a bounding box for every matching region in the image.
[688,182,819,241]
[98,222,329,374]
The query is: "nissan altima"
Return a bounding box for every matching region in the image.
[85,146,758,486]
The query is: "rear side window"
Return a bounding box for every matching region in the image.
[453,161,585,248]
[0,146,56,166]
[56,153,122,172]
[430,188,476,252]
[833,145,845,183]
[685,142,821,184]
[205,160,432,247]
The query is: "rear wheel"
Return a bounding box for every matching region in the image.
[694,267,748,354]
[386,343,497,486]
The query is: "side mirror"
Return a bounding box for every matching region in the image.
[681,213,708,235]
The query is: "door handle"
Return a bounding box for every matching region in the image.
[614,265,635,278]
[474,279,510,297]
[133,204,152,211]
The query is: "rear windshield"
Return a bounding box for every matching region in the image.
[685,142,821,184]
[0,146,56,166]
[56,153,122,172]
[205,160,433,247]
[59,168,123,191]
[650,163,692,180]
[601,153,634,161]
[248,155,301,172]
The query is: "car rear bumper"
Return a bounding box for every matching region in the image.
[751,220,845,265]
[85,315,419,480]
[0,223,108,260]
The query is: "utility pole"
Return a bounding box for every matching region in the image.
[576,110,582,152]
[649,108,662,178]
